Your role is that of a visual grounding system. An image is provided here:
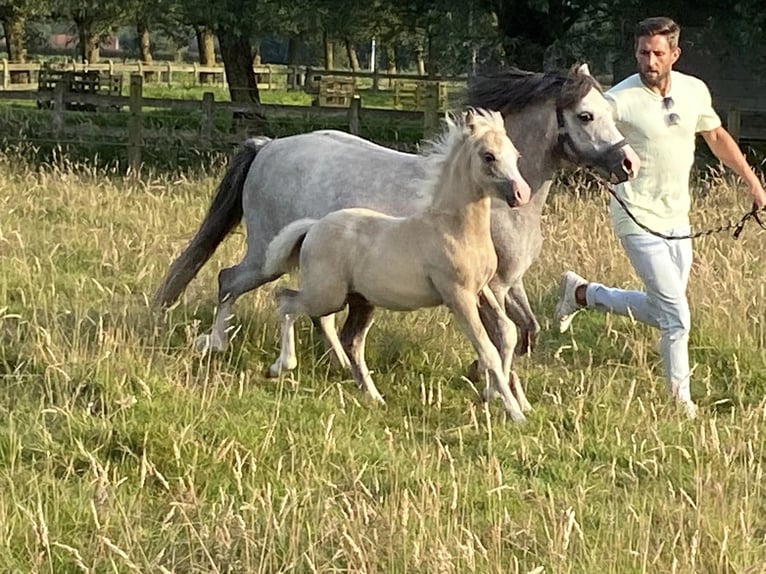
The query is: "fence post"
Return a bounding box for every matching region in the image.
[52,80,66,136]
[166,62,173,86]
[127,74,143,174]
[193,62,199,85]
[348,95,361,135]
[1,59,8,89]
[201,92,215,148]
[727,108,741,143]
[422,82,440,136]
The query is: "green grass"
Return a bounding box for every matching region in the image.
[1,153,766,572]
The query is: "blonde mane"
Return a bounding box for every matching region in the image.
[419,108,506,197]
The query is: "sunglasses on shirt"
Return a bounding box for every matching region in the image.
[663,96,681,126]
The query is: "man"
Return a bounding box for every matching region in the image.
[554,16,766,418]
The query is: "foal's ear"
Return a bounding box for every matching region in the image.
[577,63,592,76]
[463,107,477,133]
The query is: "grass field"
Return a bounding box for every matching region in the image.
[1,150,766,573]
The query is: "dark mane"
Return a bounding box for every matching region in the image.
[465,65,602,113]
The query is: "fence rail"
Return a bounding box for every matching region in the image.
[1,59,465,92]
[0,74,440,170]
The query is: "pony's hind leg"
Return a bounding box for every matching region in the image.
[445,287,525,424]
[195,259,271,354]
[340,294,384,404]
[317,314,351,369]
[267,311,298,377]
[268,313,349,378]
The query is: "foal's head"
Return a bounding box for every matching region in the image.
[462,108,531,207]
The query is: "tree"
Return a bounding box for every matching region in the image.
[0,0,49,82]
[51,0,130,62]
[482,0,589,71]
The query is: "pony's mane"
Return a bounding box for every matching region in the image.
[419,108,504,194]
[465,65,602,114]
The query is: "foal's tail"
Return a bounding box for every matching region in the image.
[262,218,317,278]
[153,137,271,308]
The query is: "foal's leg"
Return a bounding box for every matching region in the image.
[445,288,525,424]
[480,286,531,412]
[268,314,349,377]
[272,274,349,379]
[268,312,298,376]
[340,295,384,404]
[317,314,351,369]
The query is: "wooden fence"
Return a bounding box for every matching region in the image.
[0,74,444,170]
[1,59,465,92]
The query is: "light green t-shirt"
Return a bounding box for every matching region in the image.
[605,71,721,236]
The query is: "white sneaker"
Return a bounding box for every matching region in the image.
[555,271,588,333]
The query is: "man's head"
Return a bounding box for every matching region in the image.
[634,17,681,89]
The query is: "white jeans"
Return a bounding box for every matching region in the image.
[585,228,693,402]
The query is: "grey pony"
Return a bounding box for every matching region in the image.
[154,64,638,363]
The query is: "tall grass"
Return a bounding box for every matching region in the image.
[1,151,765,573]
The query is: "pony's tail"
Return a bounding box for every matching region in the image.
[262,218,317,278]
[153,137,271,308]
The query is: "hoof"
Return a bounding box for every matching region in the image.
[267,358,297,378]
[509,411,527,425]
[519,399,533,413]
[194,333,227,354]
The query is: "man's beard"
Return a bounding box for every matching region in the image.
[639,68,669,87]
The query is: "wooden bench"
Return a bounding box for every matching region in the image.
[316,75,355,108]
[393,80,448,111]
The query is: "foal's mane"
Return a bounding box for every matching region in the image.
[418,108,504,195]
[465,65,602,114]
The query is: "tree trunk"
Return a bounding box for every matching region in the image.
[75,17,100,63]
[385,43,396,87]
[196,27,216,85]
[426,33,437,79]
[287,36,301,65]
[323,31,334,70]
[137,17,155,82]
[345,39,359,72]
[2,12,29,84]
[415,38,426,76]
[217,32,265,132]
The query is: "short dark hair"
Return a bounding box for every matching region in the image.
[635,17,680,49]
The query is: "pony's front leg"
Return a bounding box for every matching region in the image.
[446,288,526,424]
[480,286,532,413]
[267,312,298,377]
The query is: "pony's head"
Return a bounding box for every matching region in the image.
[466,64,640,185]
[555,64,640,182]
[462,108,531,207]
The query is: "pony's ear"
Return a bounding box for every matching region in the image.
[463,107,476,133]
[577,63,592,76]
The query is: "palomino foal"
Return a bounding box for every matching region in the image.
[262,109,532,423]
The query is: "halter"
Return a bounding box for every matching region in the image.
[556,107,629,165]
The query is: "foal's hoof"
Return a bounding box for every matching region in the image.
[508,411,527,425]
[194,332,228,354]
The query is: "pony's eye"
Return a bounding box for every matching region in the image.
[578,112,594,122]
[482,152,496,163]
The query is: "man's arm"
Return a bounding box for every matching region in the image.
[700,126,766,208]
